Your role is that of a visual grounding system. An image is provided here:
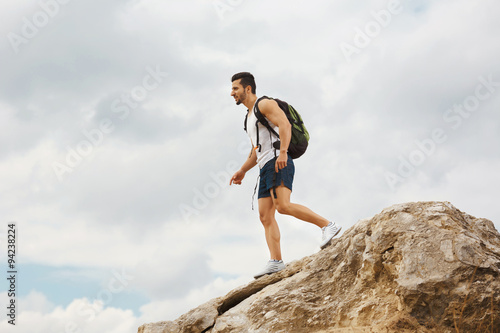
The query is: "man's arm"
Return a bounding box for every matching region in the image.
[241,147,258,173]
[230,147,257,185]
[258,99,291,172]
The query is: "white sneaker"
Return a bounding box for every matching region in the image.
[320,222,341,249]
[253,260,285,279]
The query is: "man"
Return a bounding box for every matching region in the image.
[229,72,341,279]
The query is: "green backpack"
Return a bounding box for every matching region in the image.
[244,96,310,159]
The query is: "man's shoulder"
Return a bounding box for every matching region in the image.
[256,97,277,114]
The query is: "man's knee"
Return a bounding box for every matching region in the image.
[259,213,273,226]
[275,201,291,215]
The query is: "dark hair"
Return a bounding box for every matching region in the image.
[231,72,256,94]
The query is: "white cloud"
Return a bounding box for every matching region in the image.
[0,296,139,333]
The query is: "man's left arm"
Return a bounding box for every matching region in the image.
[259,99,291,172]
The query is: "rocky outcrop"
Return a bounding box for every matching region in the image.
[138,202,500,332]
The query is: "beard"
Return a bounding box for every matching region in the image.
[235,90,247,105]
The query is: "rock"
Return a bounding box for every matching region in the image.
[138,201,500,332]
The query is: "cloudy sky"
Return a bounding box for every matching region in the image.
[1,0,499,332]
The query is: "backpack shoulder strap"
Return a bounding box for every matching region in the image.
[254,96,269,122]
[243,96,269,132]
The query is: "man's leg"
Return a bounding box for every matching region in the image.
[271,185,329,228]
[258,195,282,260]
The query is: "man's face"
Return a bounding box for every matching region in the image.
[231,80,247,105]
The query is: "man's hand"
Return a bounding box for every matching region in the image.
[275,152,288,172]
[230,169,246,185]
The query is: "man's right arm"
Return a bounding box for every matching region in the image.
[241,147,257,172]
[230,148,257,185]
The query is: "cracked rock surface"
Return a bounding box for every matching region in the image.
[138,202,500,333]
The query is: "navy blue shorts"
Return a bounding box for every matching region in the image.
[258,155,295,199]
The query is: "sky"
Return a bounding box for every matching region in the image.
[0,0,499,332]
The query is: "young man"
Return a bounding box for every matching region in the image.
[229,72,341,279]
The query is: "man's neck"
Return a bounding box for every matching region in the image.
[243,94,257,111]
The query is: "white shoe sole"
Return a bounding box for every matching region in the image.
[253,265,285,279]
[320,226,342,249]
